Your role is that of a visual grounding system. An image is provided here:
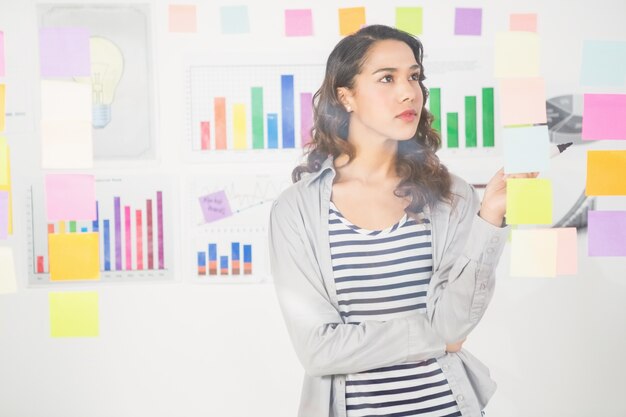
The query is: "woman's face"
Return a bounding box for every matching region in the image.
[339,39,424,143]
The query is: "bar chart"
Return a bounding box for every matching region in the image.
[26,175,175,285]
[186,64,324,155]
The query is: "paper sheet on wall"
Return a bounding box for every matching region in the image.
[503,125,550,174]
[588,211,626,256]
[499,77,547,126]
[506,178,553,224]
[510,229,557,277]
[49,232,100,281]
[285,9,313,37]
[586,150,626,196]
[338,7,366,36]
[494,31,541,77]
[582,94,626,140]
[49,291,99,337]
[168,5,197,33]
[45,174,97,221]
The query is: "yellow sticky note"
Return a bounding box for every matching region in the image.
[396,7,423,36]
[0,136,8,186]
[49,232,100,281]
[0,246,17,294]
[586,150,626,196]
[0,84,5,132]
[339,7,366,36]
[49,291,99,337]
[494,31,541,78]
[510,229,557,277]
[506,178,553,224]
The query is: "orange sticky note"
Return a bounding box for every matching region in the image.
[510,229,557,277]
[339,7,366,36]
[586,150,626,196]
[556,228,577,275]
[499,77,547,126]
[510,13,537,32]
[169,5,197,33]
[506,178,553,225]
[49,232,100,281]
[49,291,99,337]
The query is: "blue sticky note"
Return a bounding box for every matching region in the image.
[220,6,250,34]
[503,125,550,174]
[581,40,626,87]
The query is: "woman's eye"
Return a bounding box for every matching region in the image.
[380,75,393,83]
[410,73,421,81]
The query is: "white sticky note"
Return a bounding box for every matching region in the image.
[41,80,92,122]
[495,31,541,78]
[41,120,93,169]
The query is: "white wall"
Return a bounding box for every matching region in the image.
[1,0,625,416]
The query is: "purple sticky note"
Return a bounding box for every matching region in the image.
[0,190,8,239]
[199,190,232,223]
[455,8,482,36]
[582,94,626,140]
[285,9,313,37]
[45,174,96,222]
[588,210,626,256]
[39,27,91,77]
[0,31,5,77]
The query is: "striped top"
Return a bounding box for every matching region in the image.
[329,201,460,417]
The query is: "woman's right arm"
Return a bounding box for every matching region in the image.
[268,197,447,377]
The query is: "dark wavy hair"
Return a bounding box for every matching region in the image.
[293,24,452,213]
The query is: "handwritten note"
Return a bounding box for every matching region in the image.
[49,232,100,281]
[220,6,250,34]
[586,150,626,196]
[581,40,626,87]
[396,7,423,36]
[509,13,538,32]
[455,8,482,36]
[582,93,626,140]
[199,190,233,223]
[45,174,96,221]
[169,5,197,33]
[285,9,313,37]
[0,246,17,294]
[510,229,557,277]
[39,27,90,77]
[338,7,366,36]
[495,31,541,78]
[499,77,547,126]
[506,178,553,225]
[49,291,99,337]
[588,211,626,256]
[503,125,550,174]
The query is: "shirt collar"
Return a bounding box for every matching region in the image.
[304,155,336,187]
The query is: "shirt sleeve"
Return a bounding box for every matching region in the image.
[426,180,509,344]
[269,196,446,377]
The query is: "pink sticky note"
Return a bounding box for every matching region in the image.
[499,77,547,126]
[39,27,90,77]
[0,190,8,240]
[556,228,577,275]
[199,190,232,223]
[169,5,197,33]
[582,94,626,140]
[0,31,5,77]
[455,8,482,36]
[45,174,96,222]
[285,9,313,37]
[510,14,537,32]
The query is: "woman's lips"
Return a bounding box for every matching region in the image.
[397,110,417,122]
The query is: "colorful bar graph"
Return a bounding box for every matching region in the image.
[157,191,164,270]
[114,197,122,270]
[124,206,131,270]
[281,75,295,148]
[430,88,441,133]
[267,113,278,149]
[465,96,477,148]
[233,103,247,150]
[103,219,110,271]
[300,92,313,146]
[220,256,229,275]
[208,243,217,275]
[197,252,206,275]
[214,97,227,150]
[244,244,252,274]
[201,121,210,150]
[447,112,459,148]
[197,242,254,277]
[136,210,143,270]
[232,242,240,274]
[482,87,495,147]
[147,199,154,270]
[251,87,264,149]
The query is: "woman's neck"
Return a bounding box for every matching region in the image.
[334,138,398,185]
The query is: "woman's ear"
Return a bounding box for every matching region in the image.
[337,87,354,113]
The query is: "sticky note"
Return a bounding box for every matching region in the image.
[220,6,250,34]
[49,291,99,337]
[0,190,8,239]
[199,190,232,223]
[506,178,553,225]
[41,80,92,122]
[503,125,550,174]
[581,40,626,87]
[0,246,17,294]
[45,174,96,221]
[455,8,482,36]
[41,120,93,169]
[586,150,626,196]
[339,7,366,36]
[499,77,547,126]
[169,5,197,33]
[396,7,423,36]
[0,31,5,77]
[494,31,541,78]
[39,27,90,77]
[0,84,5,132]
[582,94,626,140]
[285,9,313,37]
[510,229,557,277]
[588,211,626,256]
[0,137,8,186]
[509,13,537,32]
[556,228,578,275]
[49,232,100,281]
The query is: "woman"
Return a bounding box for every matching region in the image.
[269,25,534,417]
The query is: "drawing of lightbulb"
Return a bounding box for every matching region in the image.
[75,36,124,129]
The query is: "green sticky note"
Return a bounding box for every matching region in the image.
[396,7,423,36]
[49,291,99,338]
[506,178,553,225]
